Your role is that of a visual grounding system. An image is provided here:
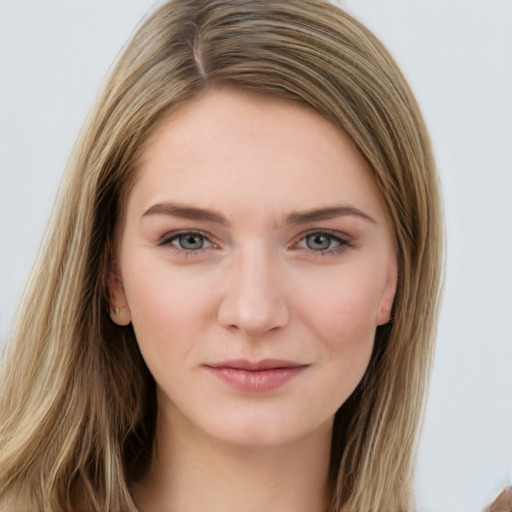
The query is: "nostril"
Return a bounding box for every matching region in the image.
[216,257,291,336]
[218,298,290,338]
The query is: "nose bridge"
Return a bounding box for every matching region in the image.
[218,243,290,337]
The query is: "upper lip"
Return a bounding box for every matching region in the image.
[205,359,308,371]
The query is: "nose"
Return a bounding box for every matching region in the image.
[217,249,291,338]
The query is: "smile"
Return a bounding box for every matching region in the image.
[204,359,310,392]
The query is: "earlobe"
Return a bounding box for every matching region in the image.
[375,258,398,326]
[107,272,132,326]
[109,304,132,326]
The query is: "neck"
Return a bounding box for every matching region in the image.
[132,404,333,512]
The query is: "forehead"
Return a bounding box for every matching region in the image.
[129,87,387,223]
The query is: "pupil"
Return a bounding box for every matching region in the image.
[179,234,203,250]
[307,234,330,250]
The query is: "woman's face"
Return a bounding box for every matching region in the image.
[110,88,397,448]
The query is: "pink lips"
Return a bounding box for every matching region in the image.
[204,359,308,392]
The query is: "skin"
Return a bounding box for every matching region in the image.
[109,87,397,512]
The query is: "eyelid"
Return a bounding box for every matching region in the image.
[156,228,354,257]
[290,229,354,254]
[157,229,217,250]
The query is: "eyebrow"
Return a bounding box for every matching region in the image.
[142,202,376,226]
[142,202,229,225]
[285,206,376,225]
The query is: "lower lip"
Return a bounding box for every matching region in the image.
[205,366,307,392]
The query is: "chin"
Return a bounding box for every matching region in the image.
[200,412,335,450]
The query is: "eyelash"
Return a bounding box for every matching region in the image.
[158,230,217,258]
[157,229,354,257]
[292,229,354,257]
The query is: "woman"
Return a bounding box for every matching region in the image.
[0,1,444,511]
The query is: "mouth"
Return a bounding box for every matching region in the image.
[203,359,309,392]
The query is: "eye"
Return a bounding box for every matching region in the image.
[304,233,339,251]
[175,233,207,250]
[293,230,353,256]
[159,231,213,251]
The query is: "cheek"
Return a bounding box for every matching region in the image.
[121,261,217,359]
[295,262,389,397]
[290,272,381,417]
[301,265,386,348]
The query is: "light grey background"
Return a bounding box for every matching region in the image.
[1,1,511,511]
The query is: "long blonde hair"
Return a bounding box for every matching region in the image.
[0,1,444,510]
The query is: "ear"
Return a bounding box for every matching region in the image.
[107,271,132,326]
[375,257,398,326]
